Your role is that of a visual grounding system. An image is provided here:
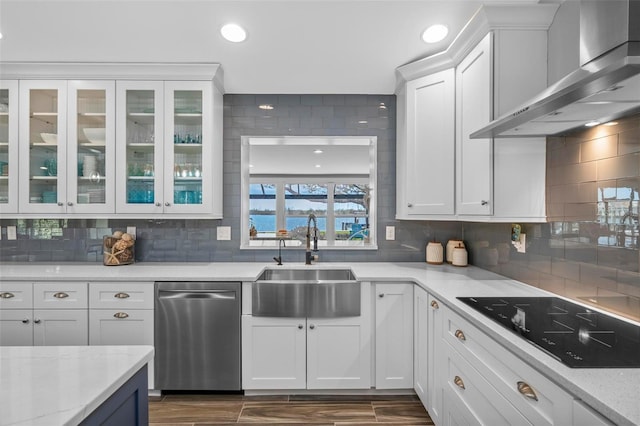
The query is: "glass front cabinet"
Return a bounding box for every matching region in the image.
[3,65,222,218]
[0,81,18,214]
[115,80,216,216]
[18,80,115,214]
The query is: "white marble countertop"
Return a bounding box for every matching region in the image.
[0,345,154,426]
[1,261,639,425]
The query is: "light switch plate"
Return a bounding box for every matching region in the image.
[385,226,395,240]
[7,226,17,240]
[217,226,231,241]
[127,226,136,239]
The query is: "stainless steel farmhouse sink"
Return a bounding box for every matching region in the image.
[252,268,360,318]
[256,268,356,283]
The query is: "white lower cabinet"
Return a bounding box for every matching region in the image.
[572,400,614,426]
[88,282,155,388]
[242,282,371,390]
[375,283,413,389]
[0,281,88,346]
[439,304,574,426]
[414,287,429,403]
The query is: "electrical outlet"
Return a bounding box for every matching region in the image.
[127,226,136,239]
[217,226,231,241]
[385,226,395,240]
[7,226,17,240]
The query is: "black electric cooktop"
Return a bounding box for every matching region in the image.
[457,296,640,368]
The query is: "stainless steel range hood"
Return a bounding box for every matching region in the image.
[471,0,640,139]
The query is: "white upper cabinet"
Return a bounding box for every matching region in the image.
[2,62,223,218]
[19,80,68,214]
[395,5,554,222]
[397,69,455,218]
[0,81,18,214]
[455,33,493,216]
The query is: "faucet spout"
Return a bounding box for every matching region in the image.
[305,213,319,265]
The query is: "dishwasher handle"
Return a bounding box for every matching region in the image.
[158,289,237,300]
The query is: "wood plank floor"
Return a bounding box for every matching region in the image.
[149,394,434,425]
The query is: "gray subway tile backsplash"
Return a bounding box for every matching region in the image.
[2,96,638,321]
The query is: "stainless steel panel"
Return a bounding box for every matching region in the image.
[257,268,355,282]
[252,281,360,318]
[155,281,241,391]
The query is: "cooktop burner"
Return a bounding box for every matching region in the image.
[457,296,640,368]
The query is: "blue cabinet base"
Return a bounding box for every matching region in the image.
[80,365,148,426]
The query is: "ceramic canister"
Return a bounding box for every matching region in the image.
[451,244,468,267]
[426,241,444,264]
[446,239,465,263]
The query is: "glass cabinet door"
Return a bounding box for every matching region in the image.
[116,81,164,214]
[19,80,68,214]
[164,81,212,214]
[0,81,18,214]
[67,80,115,214]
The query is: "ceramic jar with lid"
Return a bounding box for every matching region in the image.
[446,239,465,263]
[426,241,444,264]
[451,243,468,267]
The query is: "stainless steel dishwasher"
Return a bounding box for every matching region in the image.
[155,281,241,390]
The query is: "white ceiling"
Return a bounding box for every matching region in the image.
[0,0,551,94]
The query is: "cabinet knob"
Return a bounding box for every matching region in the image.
[407,203,413,208]
[164,202,171,207]
[21,319,30,324]
[454,375,465,390]
[34,319,41,324]
[378,293,385,298]
[113,312,129,319]
[0,292,15,299]
[430,300,439,310]
[114,292,130,299]
[298,324,304,330]
[53,292,69,299]
[67,202,74,206]
[309,324,315,330]
[481,200,489,206]
[155,202,162,207]
[455,329,466,341]
[57,202,64,207]
[517,381,538,401]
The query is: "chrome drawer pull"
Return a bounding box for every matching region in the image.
[21,319,30,324]
[430,300,439,309]
[309,324,315,330]
[517,381,538,401]
[114,292,130,299]
[455,329,466,341]
[454,375,465,390]
[34,319,41,324]
[298,324,304,329]
[53,292,69,299]
[113,312,129,319]
[0,292,15,299]
[378,293,385,298]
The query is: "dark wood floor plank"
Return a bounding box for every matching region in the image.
[372,402,433,424]
[289,394,419,402]
[238,402,377,424]
[149,401,243,423]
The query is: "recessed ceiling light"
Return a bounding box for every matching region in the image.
[585,121,600,127]
[258,104,274,110]
[604,121,618,126]
[0,33,3,40]
[221,23,247,43]
[358,120,368,124]
[422,24,448,43]
[315,164,321,168]
[378,102,387,109]
[313,149,323,154]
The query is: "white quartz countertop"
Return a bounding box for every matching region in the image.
[0,345,154,426]
[1,261,639,425]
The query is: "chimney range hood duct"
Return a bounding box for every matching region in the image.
[471,0,640,139]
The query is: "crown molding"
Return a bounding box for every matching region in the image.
[0,62,225,92]
[395,3,558,88]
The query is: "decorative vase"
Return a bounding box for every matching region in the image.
[426,241,444,264]
[446,239,465,263]
[451,243,468,267]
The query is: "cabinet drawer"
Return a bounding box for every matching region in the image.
[33,282,88,309]
[443,340,531,426]
[89,309,154,345]
[443,306,573,426]
[0,282,33,309]
[89,282,154,309]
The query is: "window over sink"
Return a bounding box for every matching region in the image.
[241,136,377,249]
